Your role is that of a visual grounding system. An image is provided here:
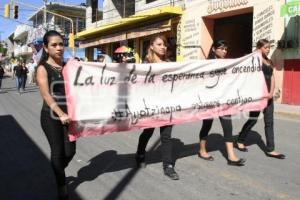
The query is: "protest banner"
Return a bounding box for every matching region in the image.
[63,52,268,141]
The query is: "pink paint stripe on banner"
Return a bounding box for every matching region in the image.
[67,99,267,141]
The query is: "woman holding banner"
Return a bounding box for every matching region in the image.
[135,35,179,180]
[36,30,76,200]
[235,39,285,159]
[197,40,246,166]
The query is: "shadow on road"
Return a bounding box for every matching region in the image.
[68,132,230,200]
[242,130,268,152]
[0,115,83,200]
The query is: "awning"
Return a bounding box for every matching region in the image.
[80,33,127,48]
[76,5,182,40]
[79,20,172,48]
[281,1,300,17]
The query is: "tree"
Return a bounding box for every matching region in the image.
[0,43,7,56]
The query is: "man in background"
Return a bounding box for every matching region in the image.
[27,59,37,84]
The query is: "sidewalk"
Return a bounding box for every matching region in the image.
[274,103,300,120]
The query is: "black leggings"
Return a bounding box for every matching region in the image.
[199,115,234,142]
[137,125,173,168]
[237,99,275,152]
[40,110,76,187]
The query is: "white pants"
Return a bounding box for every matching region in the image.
[27,71,34,84]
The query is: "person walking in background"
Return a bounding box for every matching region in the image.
[13,61,23,94]
[0,65,4,92]
[27,59,37,84]
[197,40,246,166]
[36,30,76,200]
[235,39,285,159]
[97,55,105,63]
[135,35,179,180]
[20,62,28,92]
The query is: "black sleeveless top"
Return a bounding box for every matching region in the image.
[41,63,67,113]
[262,63,273,92]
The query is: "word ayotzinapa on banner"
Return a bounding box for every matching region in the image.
[63,52,268,141]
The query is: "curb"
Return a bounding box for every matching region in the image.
[274,111,300,120]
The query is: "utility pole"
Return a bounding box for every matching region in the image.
[123,0,126,17]
[43,0,47,29]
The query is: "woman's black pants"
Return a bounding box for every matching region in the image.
[137,125,173,168]
[237,99,275,152]
[199,115,234,142]
[40,110,76,187]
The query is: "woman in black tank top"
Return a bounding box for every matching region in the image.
[197,40,245,166]
[135,35,179,180]
[235,39,285,159]
[36,30,75,200]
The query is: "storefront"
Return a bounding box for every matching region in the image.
[281,0,300,105]
[178,0,300,105]
[76,6,182,63]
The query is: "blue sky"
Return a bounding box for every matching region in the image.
[0,0,103,40]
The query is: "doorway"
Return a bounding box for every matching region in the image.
[214,13,253,58]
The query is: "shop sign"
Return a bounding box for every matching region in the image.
[280,1,300,17]
[253,5,275,45]
[207,0,249,14]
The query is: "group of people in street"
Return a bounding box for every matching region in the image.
[11,59,37,94]
[36,30,285,199]
[0,59,37,94]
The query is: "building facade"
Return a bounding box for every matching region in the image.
[80,0,183,62]
[27,3,88,59]
[13,25,33,62]
[178,0,300,105]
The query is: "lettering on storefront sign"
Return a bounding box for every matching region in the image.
[288,5,300,14]
[253,5,275,45]
[177,20,182,57]
[181,18,200,60]
[280,3,300,17]
[207,0,249,14]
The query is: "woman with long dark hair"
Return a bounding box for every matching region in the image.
[197,40,246,166]
[36,30,76,200]
[235,39,285,159]
[135,35,179,180]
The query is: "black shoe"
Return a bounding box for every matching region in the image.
[234,141,248,152]
[135,153,146,168]
[163,166,179,180]
[58,195,68,200]
[265,152,286,159]
[227,158,246,166]
[197,152,214,161]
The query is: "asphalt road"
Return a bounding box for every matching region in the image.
[0,77,299,200]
